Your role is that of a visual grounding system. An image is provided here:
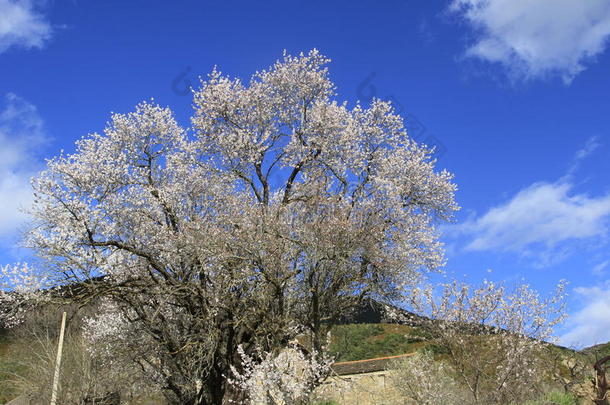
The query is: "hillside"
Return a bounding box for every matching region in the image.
[581,341,610,358]
[0,301,607,405]
[329,323,429,362]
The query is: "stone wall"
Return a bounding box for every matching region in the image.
[315,369,403,405]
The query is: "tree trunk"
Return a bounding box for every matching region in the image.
[594,356,610,405]
[200,366,227,405]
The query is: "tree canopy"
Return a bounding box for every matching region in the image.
[1,50,458,405]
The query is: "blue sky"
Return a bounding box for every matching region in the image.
[1,0,610,347]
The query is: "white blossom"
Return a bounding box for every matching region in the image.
[229,341,333,405]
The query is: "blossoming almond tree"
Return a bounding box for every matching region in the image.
[1,50,458,405]
[388,351,468,405]
[388,280,567,405]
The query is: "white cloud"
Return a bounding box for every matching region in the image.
[460,182,610,256]
[561,282,610,347]
[450,137,610,266]
[450,0,610,83]
[0,0,52,54]
[0,93,49,236]
[592,260,609,276]
[563,135,601,178]
[575,136,601,161]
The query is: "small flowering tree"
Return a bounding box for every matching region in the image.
[229,341,334,405]
[388,280,567,405]
[388,351,469,405]
[0,263,47,329]
[1,304,149,405]
[1,50,458,405]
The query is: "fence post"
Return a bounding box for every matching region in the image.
[50,311,67,405]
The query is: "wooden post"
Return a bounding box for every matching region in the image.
[50,311,67,405]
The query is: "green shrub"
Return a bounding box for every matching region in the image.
[423,343,450,356]
[522,390,577,405]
